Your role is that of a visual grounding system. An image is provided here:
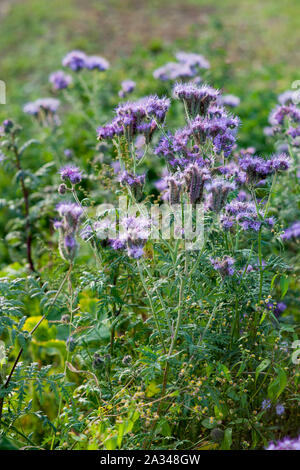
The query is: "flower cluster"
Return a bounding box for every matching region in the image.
[155,99,239,168]
[119,171,145,200]
[110,216,150,259]
[119,80,136,98]
[23,98,60,117]
[59,165,82,185]
[173,83,219,117]
[97,95,170,143]
[62,50,109,71]
[210,256,235,277]
[238,153,290,184]
[49,70,73,90]
[54,202,83,263]
[281,221,300,240]
[266,435,300,450]
[206,179,236,213]
[153,51,209,82]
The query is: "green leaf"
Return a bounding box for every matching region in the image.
[280,276,289,299]
[255,359,270,382]
[221,428,232,450]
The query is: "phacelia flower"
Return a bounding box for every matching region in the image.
[119,171,145,200]
[275,404,285,416]
[238,155,274,183]
[183,163,210,204]
[210,256,235,277]
[97,95,169,142]
[278,90,299,105]
[261,399,272,410]
[175,51,210,70]
[206,178,235,212]
[266,435,300,450]
[62,50,87,71]
[110,216,150,259]
[153,62,195,81]
[281,221,300,240]
[119,80,136,98]
[49,70,72,90]
[55,202,83,262]
[23,98,60,116]
[85,55,110,71]
[173,83,219,117]
[270,153,290,171]
[59,165,82,185]
[220,94,240,108]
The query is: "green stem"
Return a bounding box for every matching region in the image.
[137,262,166,354]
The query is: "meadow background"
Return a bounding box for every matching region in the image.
[0,0,299,451]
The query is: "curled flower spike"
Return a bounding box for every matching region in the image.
[173,83,219,117]
[175,51,210,70]
[238,155,274,183]
[167,175,182,205]
[54,202,83,263]
[183,163,210,204]
[153,62,195,81]
[270,153,290,171]
[206,178,235,213]
[97,95,170,143]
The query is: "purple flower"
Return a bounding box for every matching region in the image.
[119,80,136,98]
[220,214,235,230]
[153,62,195,81]
[166,175,182,205]
[98,95,169,142]
[275,404,285,416]
[173,83,219,117]
[175,51,210,70]
[183,163,210,204]
[281,221,300,240]
[56,202,83,227]
[270,153,290,171]
[110,216,150,259]
[62,50,87,71]
[49,70,72,90]
[85,55,109,71]
[238,155,274,183]
[210,256,235,277]
[206,178,235,213]
[261,399,272,410]
[269,104,300,126]
[278,90,298,105]
[220,94,240,108]
[119,171,145,199]
[55,202,83,262]
[59,165,82,185]
[266,435,300,450]
[23,98,60,116]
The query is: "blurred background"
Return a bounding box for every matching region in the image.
[0,0,299,108]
